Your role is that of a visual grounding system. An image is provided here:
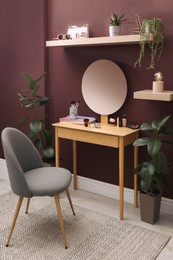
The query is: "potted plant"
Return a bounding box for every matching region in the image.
[108,12,127,36]
[134,17,164,69]
[17,72,55,164]
[133,115,173,224]
[152,71,164,92]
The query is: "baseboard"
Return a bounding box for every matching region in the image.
[0,158,7,170]
[1,158,173,216]
[71,175,173,216]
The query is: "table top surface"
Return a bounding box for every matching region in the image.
[52,122,139,137]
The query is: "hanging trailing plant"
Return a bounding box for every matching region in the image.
[134,17,164,69]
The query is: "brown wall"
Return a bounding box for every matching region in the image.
[47,0,173,198]
[1,0,173,199]
[0,0,46,156]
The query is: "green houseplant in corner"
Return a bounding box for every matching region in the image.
[17,72,54,163]
[108,12,127,36]
[134,17,164,69]
[133,115,173,224]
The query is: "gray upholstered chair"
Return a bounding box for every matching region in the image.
[1,127,75,248]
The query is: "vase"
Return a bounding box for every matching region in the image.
[152,81,164,92]
[140,192,161,224]
[69,106,78,119]
[109,25,120,36]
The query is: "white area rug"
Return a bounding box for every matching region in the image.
[0,192,170,260]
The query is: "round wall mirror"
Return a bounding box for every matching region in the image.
[81,59,127,115]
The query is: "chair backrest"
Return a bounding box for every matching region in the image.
[1,127,44,197]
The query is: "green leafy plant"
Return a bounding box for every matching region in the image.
[135,17,164,69]
[154,71,163,81]
[17,72,54,162]
[108,12,127,26]
[133,115,173,196]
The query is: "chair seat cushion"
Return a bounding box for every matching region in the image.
[25,167,72,196]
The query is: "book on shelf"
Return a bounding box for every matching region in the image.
[59,115,96,124]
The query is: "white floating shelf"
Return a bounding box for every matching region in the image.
[46,35,140,48]
[134,89,173,101]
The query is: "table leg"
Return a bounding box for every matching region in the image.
[134,144,138,208]
[119,137,124,220]
[73,140,77,190]
[55,128,60,167]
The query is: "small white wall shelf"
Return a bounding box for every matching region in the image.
[46,35,140,48]
[134,89,173,101]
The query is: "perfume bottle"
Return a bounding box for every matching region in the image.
[122,114,127,127]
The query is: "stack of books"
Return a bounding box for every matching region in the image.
[59,115,96,125]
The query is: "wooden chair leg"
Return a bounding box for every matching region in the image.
[25,198,30,214]
[66,189,75,215]
[6,196,23,247]
[54,194,68,249]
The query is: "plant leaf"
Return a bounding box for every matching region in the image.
[30,79,39,91]
[152,174,166,193]
[35,72,46,82]
[20,102,33,108]
[147,138,161,157]
[42,128,53,143]
[19,115,29,127]
[43,146,54,159]
[27,129,38,139]
[152,115,171,130]
[36,97,51,106]
[153,152,167,174]
[21,72,33,85]
[139,161,155,193]
[133,137,151,146]
[34,138,42,150]
[140,123,154,131]
[29,120,42,134]
[159,127,173,136]
[29,72,46,91]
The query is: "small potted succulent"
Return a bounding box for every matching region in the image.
[108,12,127,36]
[134,17,164,69]
[133,115,173,224]
[152,72,164,92]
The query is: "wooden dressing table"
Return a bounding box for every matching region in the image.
[53,121,139,220]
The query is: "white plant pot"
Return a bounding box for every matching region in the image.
[109,25,120,36]
[152,81,164,92]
